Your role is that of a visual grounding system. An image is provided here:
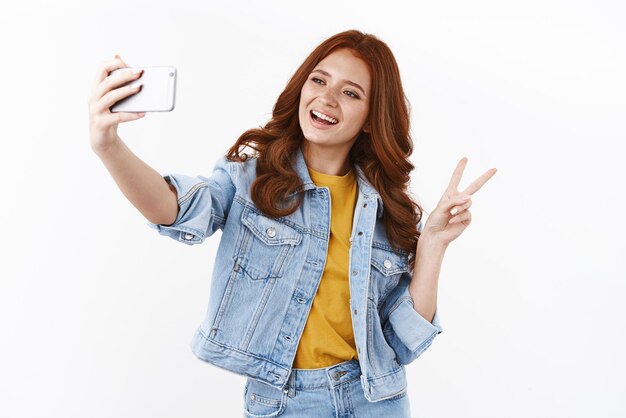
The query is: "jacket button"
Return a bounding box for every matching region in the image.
[352,270,358,276]
[353,309,357,315]
[266,227,276,237]
[184,233,193,240]
[383,259,392,269]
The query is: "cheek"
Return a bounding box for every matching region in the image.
[297,92,306,113]
[346,105,369,128]
[298,91,311,127]
[298,88,311,111]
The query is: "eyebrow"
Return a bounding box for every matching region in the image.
[310,69,367,97]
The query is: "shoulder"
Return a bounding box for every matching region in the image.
[213,154,258,177]
[212,154,259,195]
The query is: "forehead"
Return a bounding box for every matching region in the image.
[314,49,371,91]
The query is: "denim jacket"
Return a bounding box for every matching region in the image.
[148,146,443,402]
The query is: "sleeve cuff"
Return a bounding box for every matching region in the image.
[146,175,208,245]
[388,297,443,352]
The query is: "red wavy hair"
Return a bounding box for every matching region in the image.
[225,29,424,270]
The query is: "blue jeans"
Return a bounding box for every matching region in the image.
[243,359,412,417]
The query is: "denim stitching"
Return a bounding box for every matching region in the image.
[367,298,378,375]
[241,277,278,351]
[241,207,302,246]
[387,295,411,316]
[371,240,410,257]
[209,267,239,338]
[177,182,207,205]
[233,195,324,239]
[249,393,280,406]
[198,328,289,369]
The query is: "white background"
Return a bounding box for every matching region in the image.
[1,0,624,417]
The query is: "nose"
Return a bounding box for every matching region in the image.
[320,87,339,106]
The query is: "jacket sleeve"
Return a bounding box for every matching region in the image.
[381,219,444,365]
[146,155,237,245]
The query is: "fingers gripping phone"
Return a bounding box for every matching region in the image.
[110,66,177,112]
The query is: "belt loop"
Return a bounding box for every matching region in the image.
[287,369,296,398]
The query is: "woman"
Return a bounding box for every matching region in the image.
[88,30,496,417]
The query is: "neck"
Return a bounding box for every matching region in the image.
[301,141,352,176]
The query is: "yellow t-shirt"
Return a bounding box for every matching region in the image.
[292,165,359,368]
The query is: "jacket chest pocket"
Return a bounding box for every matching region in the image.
[369,244,410,303]
[234,206,303,280]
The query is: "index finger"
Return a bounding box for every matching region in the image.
[446,157,468,191]
[91,55,129,90]
[462,168,497,195]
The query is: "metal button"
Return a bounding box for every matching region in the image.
[352,270,358,276]
[266,227,276,237]
[184,233,194,240]
[353,309,357,315]
[383,259,392,269]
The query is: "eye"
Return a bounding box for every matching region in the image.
[310,77,360,99]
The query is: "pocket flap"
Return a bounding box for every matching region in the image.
[241,207,303,246]
[371,245,409,276]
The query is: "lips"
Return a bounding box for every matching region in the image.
[309,110,340,131]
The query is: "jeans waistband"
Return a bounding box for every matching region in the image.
[283,359,361,397]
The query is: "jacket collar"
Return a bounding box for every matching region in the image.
[292,145,384,218]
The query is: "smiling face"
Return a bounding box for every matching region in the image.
[298,48,371,155]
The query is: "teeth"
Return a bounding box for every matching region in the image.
[312,110,338,124]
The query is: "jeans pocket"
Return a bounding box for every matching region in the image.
[243,378,287,418]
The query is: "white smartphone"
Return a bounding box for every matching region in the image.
[109,66,177,112]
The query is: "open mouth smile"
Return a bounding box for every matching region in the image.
[310,110,339,127]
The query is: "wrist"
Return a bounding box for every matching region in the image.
[417,231,449,253]
[92,135,122,158]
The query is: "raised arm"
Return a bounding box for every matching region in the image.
[87,54,178,226]
[92,138,178,226]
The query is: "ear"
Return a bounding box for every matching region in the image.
[363,121,370,134]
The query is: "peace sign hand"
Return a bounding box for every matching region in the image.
[422,157,497,248]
